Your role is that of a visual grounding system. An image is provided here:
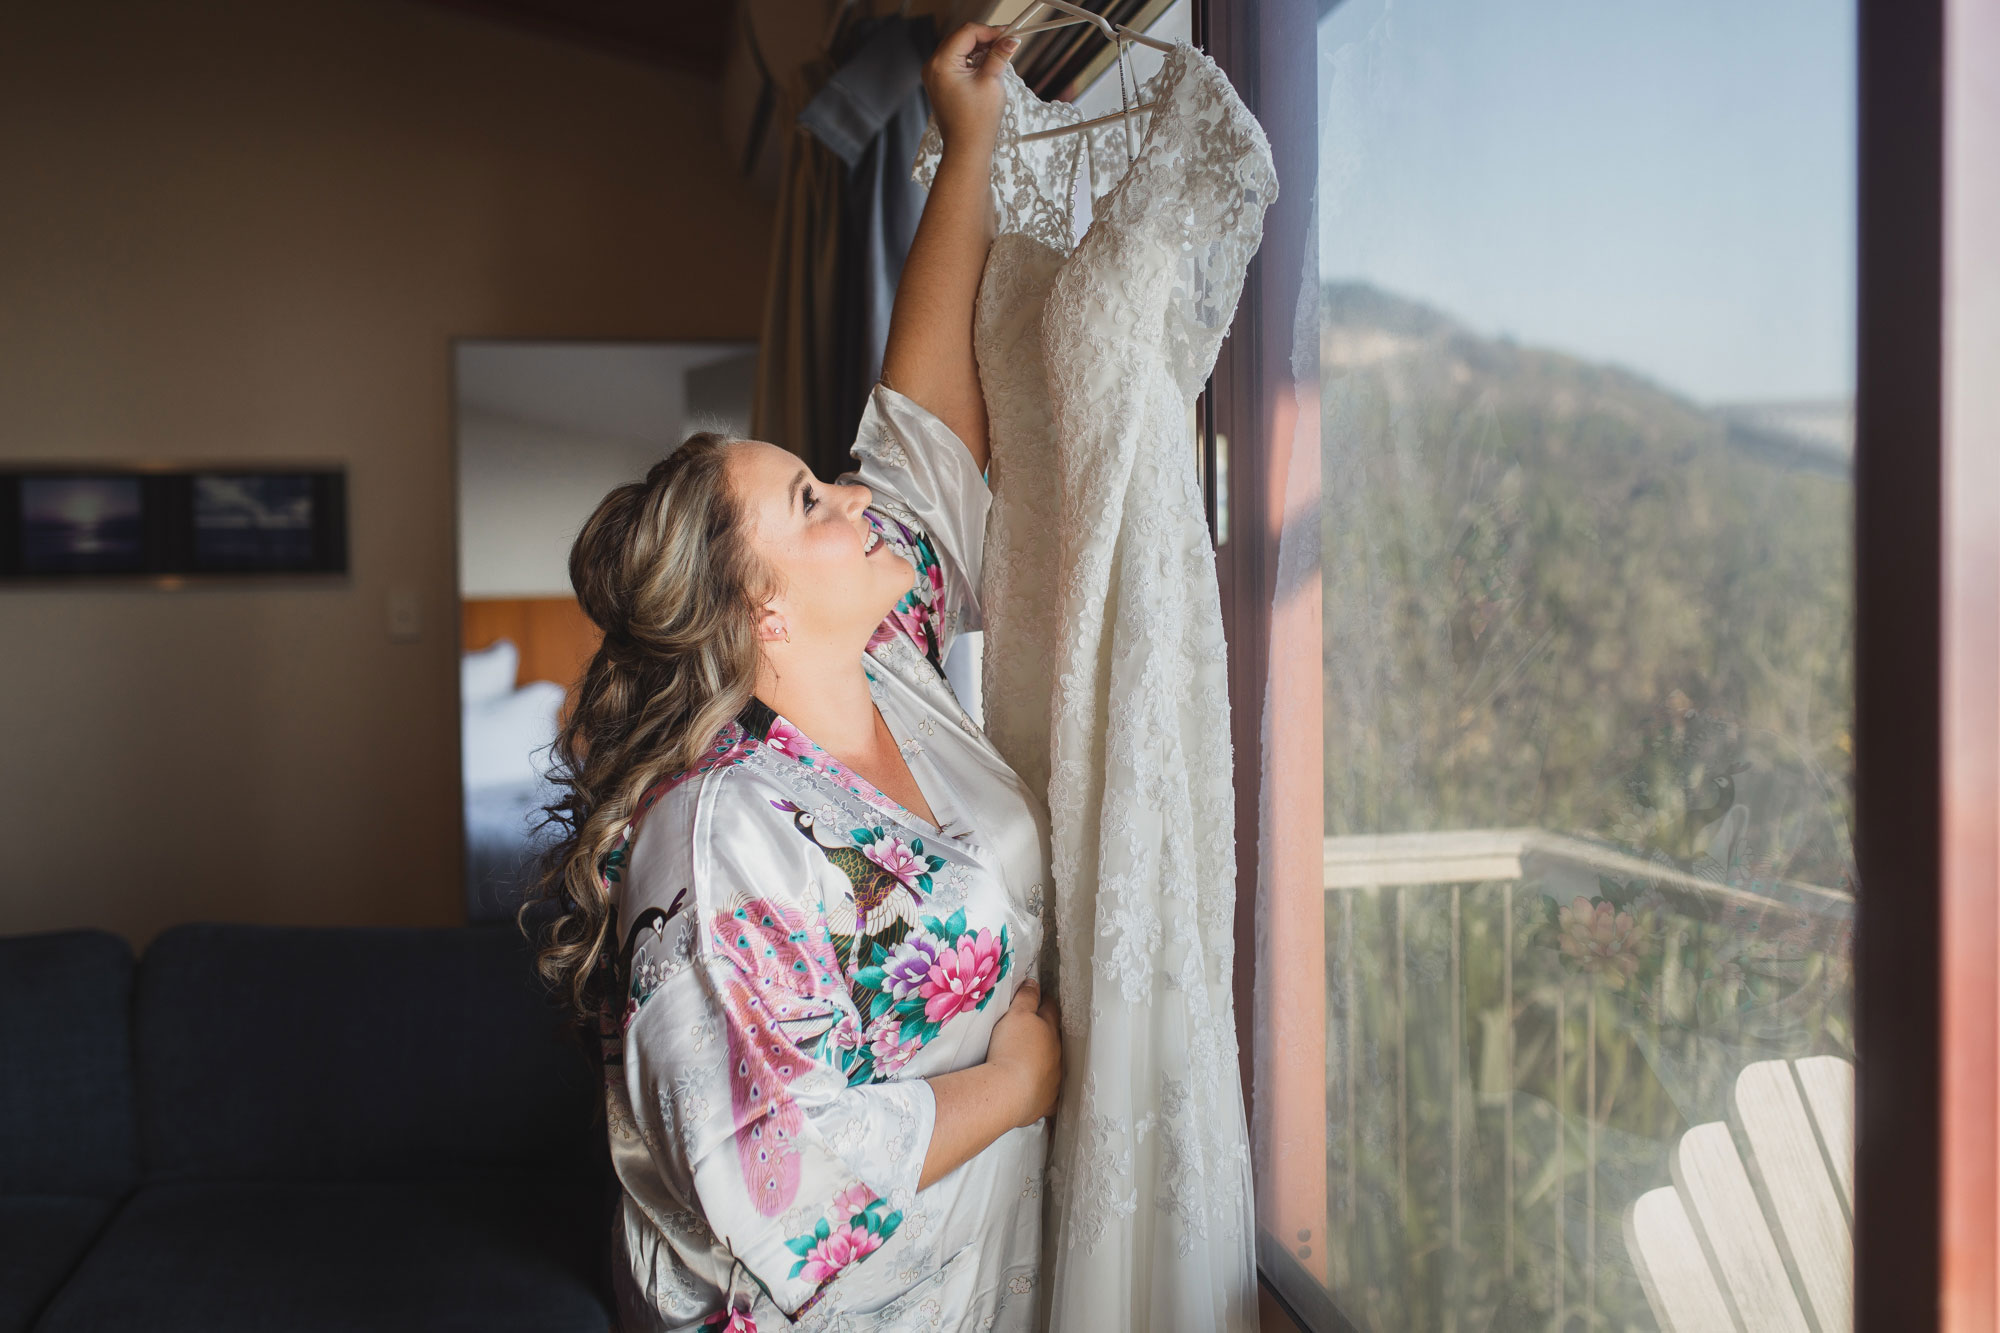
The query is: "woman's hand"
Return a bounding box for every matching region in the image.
[916,978,1063,1188]
[922,21,1020,152]
[987,978,1063,1127]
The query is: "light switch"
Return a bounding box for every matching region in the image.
[387,585,422,642]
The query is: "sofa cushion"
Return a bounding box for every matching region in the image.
[136,923,599,1182]
[33,1177,611,1333]
[0,1196,119,1333]
[0,930,138,1196]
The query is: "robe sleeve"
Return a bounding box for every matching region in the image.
[841,383,990,669]
[621,772,938,1315]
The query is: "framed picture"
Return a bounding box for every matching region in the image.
[188,471,345,573]
[0,466,347,581]
[18,474,149,575]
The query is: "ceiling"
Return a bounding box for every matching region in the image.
[456,342,756,444]
[413,0,736,73]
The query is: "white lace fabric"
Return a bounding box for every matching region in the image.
[916,45,1277,1333]
[914,62,1085,256]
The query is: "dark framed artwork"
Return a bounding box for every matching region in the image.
[0,466,347,581]
[17,474,149,575]
[187,471,344,573]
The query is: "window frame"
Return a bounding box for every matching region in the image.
[1202,0,1337,1327]
[1938,0,2000,1326]
[1852,0,1947,1328]
[1205,0,1963,1328]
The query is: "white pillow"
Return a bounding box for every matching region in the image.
[462,679,566,791]
[942,630,984,727]
[462,639,519,706]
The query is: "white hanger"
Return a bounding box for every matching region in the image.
[1016,100,1157,144]
[992,0,1176,54]
[986,2,1175,144]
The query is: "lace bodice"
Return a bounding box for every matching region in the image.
[913,61,1085,255]
[970,233,1066,820]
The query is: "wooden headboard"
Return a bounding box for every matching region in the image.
[461,596,602,693]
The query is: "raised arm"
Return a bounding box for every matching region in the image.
[879,22,1018,474]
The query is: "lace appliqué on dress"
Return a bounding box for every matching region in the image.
[913,62,1085,257]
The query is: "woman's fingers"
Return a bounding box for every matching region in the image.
[1011,977,1041,1012]
[941,20,1000,57]
[978,34,1021,77]
[937,21,1018,73]
[934,21,994,70]
[923,21,1014,145]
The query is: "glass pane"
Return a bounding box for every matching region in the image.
[1283,2,1858,1328]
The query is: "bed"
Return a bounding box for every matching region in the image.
[460,598,600,923]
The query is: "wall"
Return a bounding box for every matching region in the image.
[458,411,660,598]
[0,0,772,944]
[454,341,759,597]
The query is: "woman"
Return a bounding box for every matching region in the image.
[526,22,1062,1333]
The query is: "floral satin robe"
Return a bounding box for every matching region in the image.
[603,386,1054,1333]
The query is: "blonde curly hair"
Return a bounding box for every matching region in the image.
[520,431,772,1030]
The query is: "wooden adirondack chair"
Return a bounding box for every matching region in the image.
[1625,1056,1854,1333]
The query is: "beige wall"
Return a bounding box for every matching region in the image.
[458,410,662,599]
[0,0,772,945]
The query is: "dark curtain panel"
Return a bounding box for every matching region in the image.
[750,62,841,472]
[751,14,936,483]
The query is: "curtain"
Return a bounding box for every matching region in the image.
[751,14,936,483]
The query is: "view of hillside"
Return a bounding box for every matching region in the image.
[1320,282,1855,894]
[1315,284,1857,1332]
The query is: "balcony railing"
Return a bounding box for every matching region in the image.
[1317,830,1853,1332]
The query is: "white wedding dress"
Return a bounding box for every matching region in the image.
[916,42,1277,1333]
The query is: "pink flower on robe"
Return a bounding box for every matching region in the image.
[826,1013,864,1051]
[831,1183,876,1220]
[918,929,1004,1024]
[701,1309,756,1333]
[866,1016,923,1077]
[861,835,925,889]
[763,719,811,761]
[796,1222,887,1285]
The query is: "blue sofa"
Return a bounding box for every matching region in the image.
[1,923,612,1332]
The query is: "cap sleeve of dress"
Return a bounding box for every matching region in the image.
[1091,45,1278,400]
[840,383,991,665]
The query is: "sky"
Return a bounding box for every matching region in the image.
[1316,0,1857,404]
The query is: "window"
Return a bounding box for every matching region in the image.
[1237,2,1861,1328]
